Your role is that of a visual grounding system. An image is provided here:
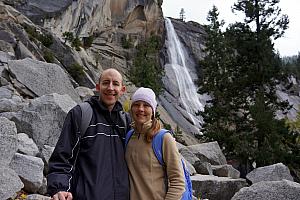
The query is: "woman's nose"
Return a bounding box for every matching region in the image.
[137,105,144,111]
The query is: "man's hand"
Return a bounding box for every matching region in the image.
[51,191,73,200]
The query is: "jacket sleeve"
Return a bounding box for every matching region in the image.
[162,133,185,200]
[47,105,81,196]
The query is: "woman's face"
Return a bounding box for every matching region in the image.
[131,100,153,125]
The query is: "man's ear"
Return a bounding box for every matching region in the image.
[120,85,126,94]
[96,83,100,91]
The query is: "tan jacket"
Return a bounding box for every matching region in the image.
[125,131,185,200]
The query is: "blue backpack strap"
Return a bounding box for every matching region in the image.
[152,129,169,166]
[181,159,193,200]
[125,129,134,148]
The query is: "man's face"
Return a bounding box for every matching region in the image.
[96,69,126,111]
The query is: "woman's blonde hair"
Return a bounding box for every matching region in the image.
[144,117,161,143]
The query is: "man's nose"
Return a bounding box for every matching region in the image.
[107,82,113,89]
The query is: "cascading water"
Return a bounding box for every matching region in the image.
[164,18,204,127]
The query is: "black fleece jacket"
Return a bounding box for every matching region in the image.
[47,96,130,200]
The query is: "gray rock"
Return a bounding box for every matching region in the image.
[194,161,213,175]
[0,40,15,55]
[12,93,77,148]
[75,86,95,101]
[0,86,13,99]
[15,40,36,60]
[37,177,48,195]
[179,146,200,165]
[182,156,197,175]
[231,179,300,200]
[246,163,294,184]
[0,98,24,112]
[211,164,240,179]
[47,36,95,88]
[26,194,51,200]
[0,51,13,65]
[187,141,227,165]
[8,58,81,102]
[0,166,24,200]
[17,133,39,156]
[191,174,247,200]
[9,153,44,193]
[0,117,17,166]
[41,144,55,174]
[0,29,16,45]
[159,92,200,136]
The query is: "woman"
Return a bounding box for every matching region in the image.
[125,87,185,200]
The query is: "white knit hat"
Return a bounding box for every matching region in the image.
[131,87,157,114]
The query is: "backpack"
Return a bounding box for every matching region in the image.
[78,102,128,136]
[125,129,193,200]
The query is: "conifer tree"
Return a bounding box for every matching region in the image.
[200,1,292,171]
[232,0,290,167]
[129,35,164,95]
[179,8,186,21]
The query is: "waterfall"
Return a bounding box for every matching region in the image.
[164,18,204,126]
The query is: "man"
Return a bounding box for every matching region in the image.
[47,68,130,200]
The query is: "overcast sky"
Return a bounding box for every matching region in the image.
[162,0,299,57]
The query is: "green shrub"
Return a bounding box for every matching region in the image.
[83,35,94,48]
[69,63,85,81]
[38,34,53,47]
[62,32,74,43]
[121,36,133,49]
[62,32,82,51]
[71,37,82,51]
[23,24,53,47]
[43,50,55,63]
[23,25,39,40]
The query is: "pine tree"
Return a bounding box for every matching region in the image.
[129,35,164,95]
[200,1,292,171]
[232,0,290,167]
[179,8,185,21]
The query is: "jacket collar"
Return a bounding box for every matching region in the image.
[89,95,123,113]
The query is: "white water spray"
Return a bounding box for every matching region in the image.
[164,18,204,125]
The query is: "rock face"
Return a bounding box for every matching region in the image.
[166,18,207,63]
[159,18,207,137]
[10,0,163,38]
[8,58,81,102]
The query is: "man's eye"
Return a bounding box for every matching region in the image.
[101,81,109,85]
[113,81,120,86]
